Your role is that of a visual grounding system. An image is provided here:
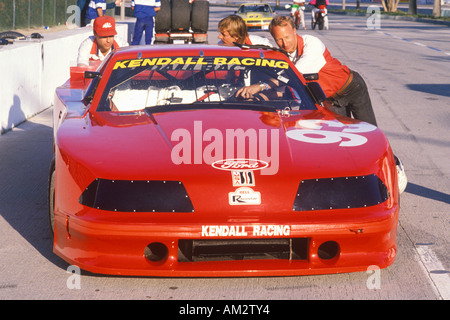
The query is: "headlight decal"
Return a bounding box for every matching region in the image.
[293,174,389,211]
[79,179,194,212]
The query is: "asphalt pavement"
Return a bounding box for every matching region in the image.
[0,3,448,301]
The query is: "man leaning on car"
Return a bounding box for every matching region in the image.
[77,15,128,67]
[225,15,407,194]
[217,15,271,47]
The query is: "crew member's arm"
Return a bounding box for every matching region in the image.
[235,79,280,99]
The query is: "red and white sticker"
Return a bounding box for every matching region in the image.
[212,158,268,171]
[228,187,261,205]
[232,171,255,187]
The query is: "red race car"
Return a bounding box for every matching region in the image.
[49,44,399,277]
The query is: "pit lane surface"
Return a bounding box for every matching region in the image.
[0,6,449,301]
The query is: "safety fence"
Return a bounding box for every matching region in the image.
[0,0,262,31]
[0,0,123,31]
[0,0,82,31]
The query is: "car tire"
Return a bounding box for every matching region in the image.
[155,0,171,32]
[48,159,56,237]
[318,17,324,30]
[295,15,300,29]
[191,0,209,33]
[171,0,191,31]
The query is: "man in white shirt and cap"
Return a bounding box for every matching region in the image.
[77,15,128,67]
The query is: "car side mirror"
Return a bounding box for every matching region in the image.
[82,72,102,105]
[306,81,327,105]
[303,73,319,81]
[84,71,101,79]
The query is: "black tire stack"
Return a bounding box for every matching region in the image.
[155,0,209,40]
[190,0,209,33]
[155,0,172,32]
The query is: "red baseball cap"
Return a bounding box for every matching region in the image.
[93,16,117,37]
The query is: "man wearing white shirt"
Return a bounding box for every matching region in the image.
[77,15,128,67]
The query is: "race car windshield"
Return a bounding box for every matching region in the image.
[238,5,272,13]
[97,55,317,112]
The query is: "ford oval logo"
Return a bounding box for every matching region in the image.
[211,159,269,171]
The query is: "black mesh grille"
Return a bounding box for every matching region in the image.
[293,174,389,211]
[178,238,309,262]
[79,179,194,212]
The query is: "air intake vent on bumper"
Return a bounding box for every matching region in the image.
[293,174,389,211]
[79,179,194,212]
[178,238,309,262]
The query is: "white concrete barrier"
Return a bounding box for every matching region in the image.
[0,23,128,134]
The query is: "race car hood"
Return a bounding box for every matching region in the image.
[238,12,273,19]
[57,107,394,217]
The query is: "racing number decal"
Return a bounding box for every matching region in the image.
[287,129,368,147]
[286,120,377,147]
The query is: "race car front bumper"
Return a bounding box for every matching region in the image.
[53,206,398,277]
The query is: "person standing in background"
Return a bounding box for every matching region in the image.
[77,0,89,27]
[85,0,122,26]
[290,0,306,30]
[131,0,161,45]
